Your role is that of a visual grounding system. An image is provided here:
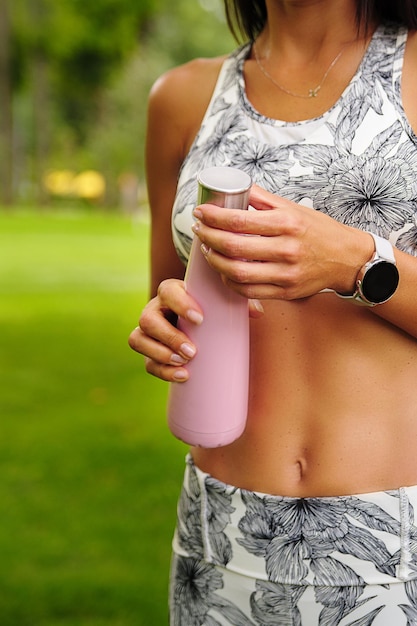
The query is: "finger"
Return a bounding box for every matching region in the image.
[136,306,198,363]
[249,184,281,210]
[201,246,316,299]
[222,278,318,301]
[128,327,192,382]
[193,211,268,243]
[213,256,298,289]
[194,184,283,222]
[157,279,204,325]
[194,202,292,238]
[138,280,203,358]
[196,219,299,262]
[248,298,265,318]
[128,325,192,363]
[144,357,190,383]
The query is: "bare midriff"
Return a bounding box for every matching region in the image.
[192,293,417,497]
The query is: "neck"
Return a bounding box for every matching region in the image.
[247,0,376,118]
[261,0,369,60]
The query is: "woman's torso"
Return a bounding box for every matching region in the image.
[171,23,417,496]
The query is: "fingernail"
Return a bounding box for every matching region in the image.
[191,220,200,234]
[186,309,203,325]
[193,208,203,219]
[170,353,187,365]
[200,243,210,256]
[173,369,189,381]
[253,299,264,314]
[180,342,196,359]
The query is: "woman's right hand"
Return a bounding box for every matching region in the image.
[128,278,204,382]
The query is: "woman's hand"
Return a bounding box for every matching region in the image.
[128,276,265,383]
[128,279,203,382]
[192,185,373,300]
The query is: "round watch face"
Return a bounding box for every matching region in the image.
[361,261,399,304]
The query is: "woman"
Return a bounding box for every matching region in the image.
[129,0,417,623]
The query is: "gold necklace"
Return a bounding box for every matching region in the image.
[253,42,347,99]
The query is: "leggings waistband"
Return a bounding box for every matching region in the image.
[173,454,417,586]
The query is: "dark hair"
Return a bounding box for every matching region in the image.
[224,0,417,42]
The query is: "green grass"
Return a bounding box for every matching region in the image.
[0,209,188,625]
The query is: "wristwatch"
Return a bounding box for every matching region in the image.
[336,233,399,306]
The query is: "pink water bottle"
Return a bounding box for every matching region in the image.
[167,166,252,447]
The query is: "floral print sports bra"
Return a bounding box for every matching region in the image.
[171,23,417,266]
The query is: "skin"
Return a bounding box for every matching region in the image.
[129,0,417,496]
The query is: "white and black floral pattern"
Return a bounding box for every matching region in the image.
[172,23,417,267]
[170,457,417,625]
[170,460,254,625]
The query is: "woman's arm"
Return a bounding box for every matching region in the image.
[129,57,226,380]
[192,185,417,339]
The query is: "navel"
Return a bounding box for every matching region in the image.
[295,456,308,482]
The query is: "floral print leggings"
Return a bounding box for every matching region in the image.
[169,455,417,625]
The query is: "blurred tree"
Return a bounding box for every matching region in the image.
[5,0,234,206]
[148,0,233,65]
[0,0,13,204]
[9,0,153,203]
[85,0,234,206]
[51,0,145,140]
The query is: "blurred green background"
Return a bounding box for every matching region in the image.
[0,0,234,208]
[0,0,235,623]
[1,210,190,624]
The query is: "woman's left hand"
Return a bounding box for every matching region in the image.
[192,184,373,301]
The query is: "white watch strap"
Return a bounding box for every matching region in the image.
[320,232,397,302]
[371,233,396,263]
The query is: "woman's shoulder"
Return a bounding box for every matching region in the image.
[401,29,417,133]
[149,55,229,114]
[147,54,232,159]
[405,28,417,54]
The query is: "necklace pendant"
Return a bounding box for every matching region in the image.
[308,86,320,98]
[253,42,347,101]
